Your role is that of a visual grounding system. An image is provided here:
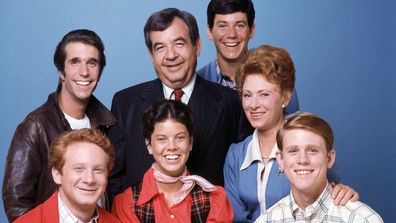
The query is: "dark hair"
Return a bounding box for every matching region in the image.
[207,0,255,29]
[144,8,200,52]
[53,29,106,76]
[277,112,334,152]
[142,100,194,143]
[50,128,115,173]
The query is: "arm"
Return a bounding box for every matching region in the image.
[2,119,42,222]
[206,186,234,223]
[223,144,252,223]
[107,95,129,203]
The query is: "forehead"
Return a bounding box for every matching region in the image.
[64,42,99,59]
[152,119,188,135]
[214,11,248,23]
[283,129,326,148]
[64,142,108,165]
[150,17,190,43]
[243,73,279,91]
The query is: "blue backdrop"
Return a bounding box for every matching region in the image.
[0,0,394,222]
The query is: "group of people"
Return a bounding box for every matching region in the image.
[3,0,383,222]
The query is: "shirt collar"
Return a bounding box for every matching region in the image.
[240,129,278,170]
[289,182,332,221]
[58,192,99,223]
[162,74,196,103]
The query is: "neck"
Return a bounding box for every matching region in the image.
[292,182,327,210]
[58,91,88,120]
[156,180,183,207]
[257,121,283,156]
[216,56,244,81]
[59,191,96,222]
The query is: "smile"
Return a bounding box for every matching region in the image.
[295,170,313,175]
[164,154,181,160]
[224,42,239,47]
[75,80,91,86]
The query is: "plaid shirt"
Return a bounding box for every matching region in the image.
[216,63,237,90]
[58,193,99,223]
[255,182,383,223]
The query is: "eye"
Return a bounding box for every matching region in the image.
[153,45,165,52]
[94,168,105,174]
[259,93,269,98]
[73,166,84,172]
[87,60,98,67]
[176,135,186,141]
[287,148,298,154]
[175,41,185,48]
[236,23,246,29]
[242,93,252,98]
[309,148,319,154]
[70,58,80,65]
[156,136,166,143]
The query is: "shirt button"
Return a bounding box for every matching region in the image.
[170,214,175,219]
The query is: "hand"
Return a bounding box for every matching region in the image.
[330,182,359,206]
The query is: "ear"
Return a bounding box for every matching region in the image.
[195,37,202,57]
[207,26,214,40]
[147,49,154,63]
[59,71,65,81]
[249,24,256,39]
[145,139,153,155]
[52,167,62,185]
[281,90,292,108]
[275,151,284,170]
[327,149,336,169]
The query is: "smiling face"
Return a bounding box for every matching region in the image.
[276,129,335,199]
[208,12,255,63]
[242,74,290,132]
[52,142,108,212]
[146,118,192,177]
[59,42,100,105]
[149,17,201,89]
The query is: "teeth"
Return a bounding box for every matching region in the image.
[75,81,90,86]
[224,42,238,47]
[165,155,180,160]
[296,170,311,175]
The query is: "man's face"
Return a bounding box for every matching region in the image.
[59,42,100,104]
[52,142,109,212]
[149,17,201,89]
[208,12,255,63]
[276,129,335,198]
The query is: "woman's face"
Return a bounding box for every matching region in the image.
[242,74,290,131]
[146,118,192,177]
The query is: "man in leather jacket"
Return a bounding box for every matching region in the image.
[2,29,116,222]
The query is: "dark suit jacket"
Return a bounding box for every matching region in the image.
[108,76,252,199]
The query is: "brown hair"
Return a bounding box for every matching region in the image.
[49,128,115,173]
[236,45,295,93]
[277,112,334,152]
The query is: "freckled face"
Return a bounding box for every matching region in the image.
[276,129,335,196]
[242,74,288,132]
[147,119,192,177]
[52,142,109,212]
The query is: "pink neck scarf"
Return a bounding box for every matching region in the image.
[151,163,217,205]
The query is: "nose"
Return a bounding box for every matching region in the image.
[297,151,309,165]
[167,139,178,150]
[165,45,178,61]
[250,95,260,110]
[79,63,89,77]
[226,26,237,38]
[82,170,95,184]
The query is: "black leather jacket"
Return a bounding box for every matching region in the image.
[2,86,116,222]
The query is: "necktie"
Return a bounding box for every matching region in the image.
[173,89,184,101]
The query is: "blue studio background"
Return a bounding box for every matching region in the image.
[0,0,395,222]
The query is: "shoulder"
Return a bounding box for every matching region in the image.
[197,60,216,81]
[113,187,134,206]
[98,207,122,222]
[113,79,159,100]
[337,201,384,222]
[228,135,253,157]
[256,196,292,222]
[196,76,239,103]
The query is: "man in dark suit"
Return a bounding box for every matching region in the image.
[108,8,251,199]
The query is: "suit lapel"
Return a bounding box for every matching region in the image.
[188,76,224,156]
